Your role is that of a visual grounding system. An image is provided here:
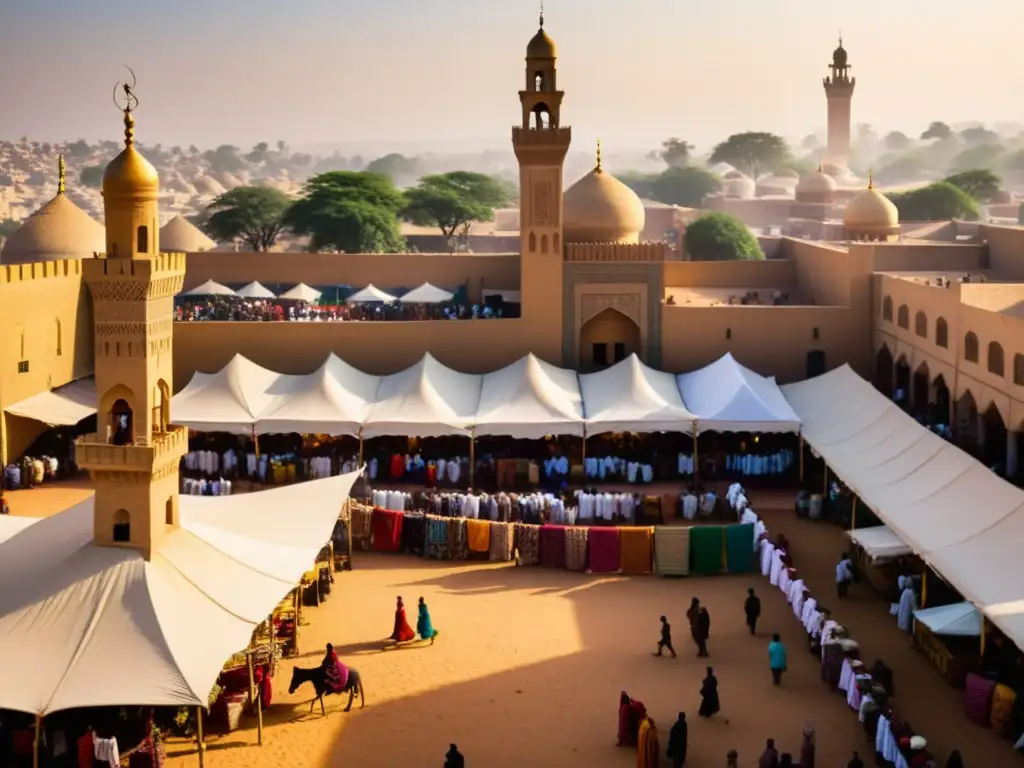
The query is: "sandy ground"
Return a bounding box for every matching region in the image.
[8,482,1021,767]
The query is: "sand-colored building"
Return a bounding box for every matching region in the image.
[2,17,1024,477]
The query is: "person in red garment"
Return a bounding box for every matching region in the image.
[389,596,416,643]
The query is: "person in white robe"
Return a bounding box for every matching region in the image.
[769,549,785,586]
[801,596,817,632]
[895,583,917,632]
[760,539,775,577]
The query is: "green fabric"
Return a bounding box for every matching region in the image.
[689,525,723,575]
[725,524,755,574]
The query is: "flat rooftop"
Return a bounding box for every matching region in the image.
[664,286,812,307]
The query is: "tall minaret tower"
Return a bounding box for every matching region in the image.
[513,7,572,363]
[822,36,855,166]
[75,75,187,560]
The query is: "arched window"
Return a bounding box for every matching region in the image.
[914,311,927,338]
[531,103,551,130]
[136,225,149,254]
[157,380,171,432]
[112,509,131,543]
[55,318,62,356]
[964,332,979,363]
[165,497,175,526]
[540,234,549,253]
[1014,353,1024,385]
[534,72,544,91]
[528,232,537,252]
[935,318,948,348]
[111,399,133,446]
[988,341,1005,376]
[897,304,909,329]
[882,296,893,322]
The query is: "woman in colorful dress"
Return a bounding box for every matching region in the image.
[636,715,660,768]
[390,596,416,643]
[417,597,439,644]
[321,643,348,693]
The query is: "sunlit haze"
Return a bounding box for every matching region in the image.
[3,0,1024,154]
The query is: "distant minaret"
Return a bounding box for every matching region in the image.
[822,35,855,166]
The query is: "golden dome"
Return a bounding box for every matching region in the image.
[1,193,105,265]
[844,178,899,237]
[527,14,556,59]
[563,149,645,243]
[103,109,159,198]
[160,215,215,252]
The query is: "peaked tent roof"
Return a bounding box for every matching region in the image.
[278,283,322,302]
[579,354,696,435]
[172,354,283,433]
[256,354,382,436]
[347,284,398,303]
[677,353,801,433]
[474,354,585,438]
[179,279,236,297]
[781,364,1024,653]
[5,377,97,426]
[399,283,454,304]
[362,353,482,438]
[235,281,277,299]
[0,471,360,715]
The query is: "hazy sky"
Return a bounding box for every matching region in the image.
[3,0,1024,154]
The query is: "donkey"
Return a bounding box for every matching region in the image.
[288,664,365,716]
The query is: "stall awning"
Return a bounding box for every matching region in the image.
[5,378,97,426]
[848,525,912,562]
[913,602,982,637]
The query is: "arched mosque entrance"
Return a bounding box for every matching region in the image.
[912,362,930,416]
[579,308,641,371]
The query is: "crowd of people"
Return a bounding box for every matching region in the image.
[174,297,514,322]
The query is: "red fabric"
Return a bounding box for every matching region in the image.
[12,729,33,756]
[964,672,996,726]
[77,733,95,768]
[391,601,416,642]
[371,509,404,553]
[587,527,621,573]
[261,665,273,706]
[427,465,437,486]
[539,525,568,568]
[390,454,404,480]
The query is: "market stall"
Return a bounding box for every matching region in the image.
[913,602,983,687]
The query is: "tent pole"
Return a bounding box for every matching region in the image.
[692,421,699,482]
[850,497,857,532]
[256,683,264,746]
[921,566,928,608]
[32,714,41,768]
[981,616,987,655]
[357,429,364,467]
[196,707,205,767]
[246,649,255,706]
[581,435,586,466]
[252,425,260,459]
[798,431,804,482]
[468,430,476,490]
[294,586,301,656]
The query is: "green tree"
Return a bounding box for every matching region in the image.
[79,165,104,189]
[285,171,406,253]
[617,171,657,200]
[921,121,953,141]
[875,153,928,184]
[884,131,912,151]
[0,218,20,238]
[403,172,516,253]
[684,212,764,262]
[203,186,292,251]
[949,143,1005,173]
[960,126,999,145]
[364,153,420,182]
[943,169,1002,203]
[708,132,790,180]
[650,167,721,207]
[658,138,693,169]
[889,182,980,222]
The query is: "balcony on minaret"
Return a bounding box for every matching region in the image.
[75,423,188,475]
[512,125,572,144]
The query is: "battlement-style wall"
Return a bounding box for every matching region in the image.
[564,242,667,262]
[512,126,572,145]
[88,251,188,276]
[0,257,83,285]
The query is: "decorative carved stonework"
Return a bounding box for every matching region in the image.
[89,281,149,302]
[533,181,552,226]
[579,293,641,327]
[95,322,147,338]
[94,302,147,323]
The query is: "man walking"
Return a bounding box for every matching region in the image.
[654,615,677,658]
[768,633,788,686]
[666,712,688,768]
[836,552,854,599]
[744,587,761,636]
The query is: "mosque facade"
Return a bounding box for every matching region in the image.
[2,17,1024,474]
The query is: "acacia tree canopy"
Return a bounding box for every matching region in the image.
[402,172,516,252]
[708,132,790,180]
[889,182,980,222]
[943,169,1001,203]
[202,185,292,252]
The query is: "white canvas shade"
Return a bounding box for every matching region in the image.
[399,282,454,304]
[913,602,982,637]
[180,279,237,297]
[362,353,482,438]
[347,284,397,303]
[848,525,912,562]
[172,354,284,433]
[580,354,696,435]
[256,354,382,436]
[474,354,584,438]
[0,515,40,544]
[677,353,801,434]
[278,283,322,302]
[0,471,360,715]
[234,281,277,299]
[5,377,97,426]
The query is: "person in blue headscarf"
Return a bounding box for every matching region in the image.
[417,596,439,644]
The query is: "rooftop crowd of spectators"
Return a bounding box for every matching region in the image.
[174,298,516,322]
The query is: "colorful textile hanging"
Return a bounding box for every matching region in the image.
[619,527,653,575]
[564,527,588,571]
[724,524,755,573]
[371,508,403,553]
[539,525,568,568]
[654,526,690,576]
[587,527,620,573]
[689,525,724,575]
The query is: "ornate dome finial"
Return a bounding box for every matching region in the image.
[57,155,66,195]
[596,138,603,172]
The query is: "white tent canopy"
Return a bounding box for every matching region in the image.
[678,353,801,433]
[913,602,982,637]
[362,353,482,438]
[0,515,40,544]
[5,378,97,426]
[235,281,277,299]
[347,284,397,304]
[278,283,322,302]
[172,354,283,433]
[580,354,697,435]
[848,525,912,562]
[0,471,360,715]
[180,279,236,297]
[256,354,382,436]
[475,354,584,438]
[399,283,454,304]
[782,364,1024,652]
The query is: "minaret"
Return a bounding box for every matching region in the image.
[513,7,571,363]
[75,76,188,560]
[822,35,855,166]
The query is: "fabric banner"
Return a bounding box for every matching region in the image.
[689,525,723,575]
[725,524,755,573]
[587,527,621,573]
[565,527,588,570]
[654,526,691,576]
[514,523,540,566]
[619,527,653,575]
[489,522,515,562]
[466,519,491,553]
[539,525,568,568]
[371,509,403,553]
